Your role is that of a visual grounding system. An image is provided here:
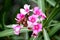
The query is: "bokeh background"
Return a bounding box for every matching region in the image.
[0,0,60,40]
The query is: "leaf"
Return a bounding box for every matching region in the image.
[43,3,60,27]
[54,35,60,40]
[0,24,2,28]
[47,20,58,28]
[49,23,60,37]
[0,28,31,37]
[43,28,50,40]
[32,0,37,4]
[46,0,56,7]
[37,0,45,12]
[25,32,28,40]
[30,37,36,40]
[5,24,24,28]
[5,24,18,28]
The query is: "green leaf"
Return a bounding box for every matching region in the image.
[46,0,56,7]
[43,3,60,27]
[0,24,2,28]
[37,0,45,12]
[0,28,31,37]
[32,0,37,4]
[25,32,28,40]
[54,35,60,40]
[5,24,24,28]
[30,37,36,40]
[49,23,60,37]
[5,24,17,28]
[47,20,58,28]
[43,28,50,40]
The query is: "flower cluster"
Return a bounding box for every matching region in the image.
[13,4,46,38]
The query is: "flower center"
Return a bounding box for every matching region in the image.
[34,25,39,30]
[31,17,36,23]
[20,15,25,19]
[35,10,40,15]
[25,8,29,12]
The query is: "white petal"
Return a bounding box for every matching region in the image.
[27,21,33,28]
[20,9,27,15]
[24,4,30,9]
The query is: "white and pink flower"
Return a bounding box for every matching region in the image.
[33,7,46,20]
[24,4,30,13]
[20,4,30,15]
[40,12,46,20]
[33,7,41,16]
[32,23,42,37]
[16,13,25,22]
[28,15,38,23]
[12,24,21,35]
[14,4,46,38]
[20,9,27,15]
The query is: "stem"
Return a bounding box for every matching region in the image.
[25,31,28,40]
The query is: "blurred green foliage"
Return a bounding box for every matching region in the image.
[0,0,60,40]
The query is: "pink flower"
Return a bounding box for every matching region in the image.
[33,7,41,16]
[39,12,46,21]
[40,17,45,21]
[28,14,38,23]
[16,13,25,22]
[12,24,21,35]
[33,23,42,32]
[24,4,30,13]
[32,23,42,37]
[33,7,46,18]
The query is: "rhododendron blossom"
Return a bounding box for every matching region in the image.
[13,4,46,38]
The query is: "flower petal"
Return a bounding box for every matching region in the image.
[20,9,27,15]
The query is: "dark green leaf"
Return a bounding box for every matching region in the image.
[49,23,60,37]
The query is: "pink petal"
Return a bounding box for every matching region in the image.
[32,23,42,33]
[33,7,41,16]
[12,25,21,35]
[33,30,38,35]
[28,14,38,23]
[40,12,46,18]
[16,13,25,22]
[16,13,21,20]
